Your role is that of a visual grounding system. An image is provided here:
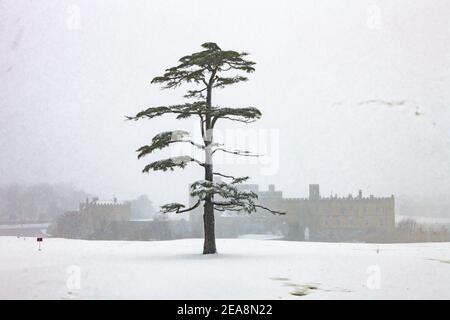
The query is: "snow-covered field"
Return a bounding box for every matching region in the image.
[0,236,449,300]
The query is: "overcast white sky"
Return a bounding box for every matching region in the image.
[1,0,449,210]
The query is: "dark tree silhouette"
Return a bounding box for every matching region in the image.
[128,42,283,254]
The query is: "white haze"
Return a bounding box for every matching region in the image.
[0,0,449,216]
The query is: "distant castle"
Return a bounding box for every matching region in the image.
[55,185,395,242]
[53,198,131,239]
[79,198,131,223]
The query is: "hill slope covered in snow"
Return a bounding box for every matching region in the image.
[0,237,449,299]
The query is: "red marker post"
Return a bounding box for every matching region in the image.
[37,237,43,251]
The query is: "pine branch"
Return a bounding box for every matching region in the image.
[160,200,201,214]
[127,103,261,125]
[190,180,257,201]
[152,67,208,89]
[218,116,257,124]
[254,205,286,215]
[143,156,205,173]
[213,172,250,184]
[213,75,249,89]
[212,200,257,213]
[126,102,207,121]
[184,87,208,99]
[189,179,284,215]
[212,148,261,157]
[137,130,203,159]
[211,107,262,127]
[190,180,265,215]
[212,201,285,215]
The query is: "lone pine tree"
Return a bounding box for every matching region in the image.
[128,42,283,254]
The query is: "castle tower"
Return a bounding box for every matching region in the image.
[309,184,320,200]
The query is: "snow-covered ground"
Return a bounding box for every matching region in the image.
[0,236,449,299]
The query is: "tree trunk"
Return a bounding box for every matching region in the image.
[202,71,217,254]
[203,193,216,254]
[202,160,216,254]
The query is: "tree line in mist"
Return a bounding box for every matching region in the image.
[0,183,155,222]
